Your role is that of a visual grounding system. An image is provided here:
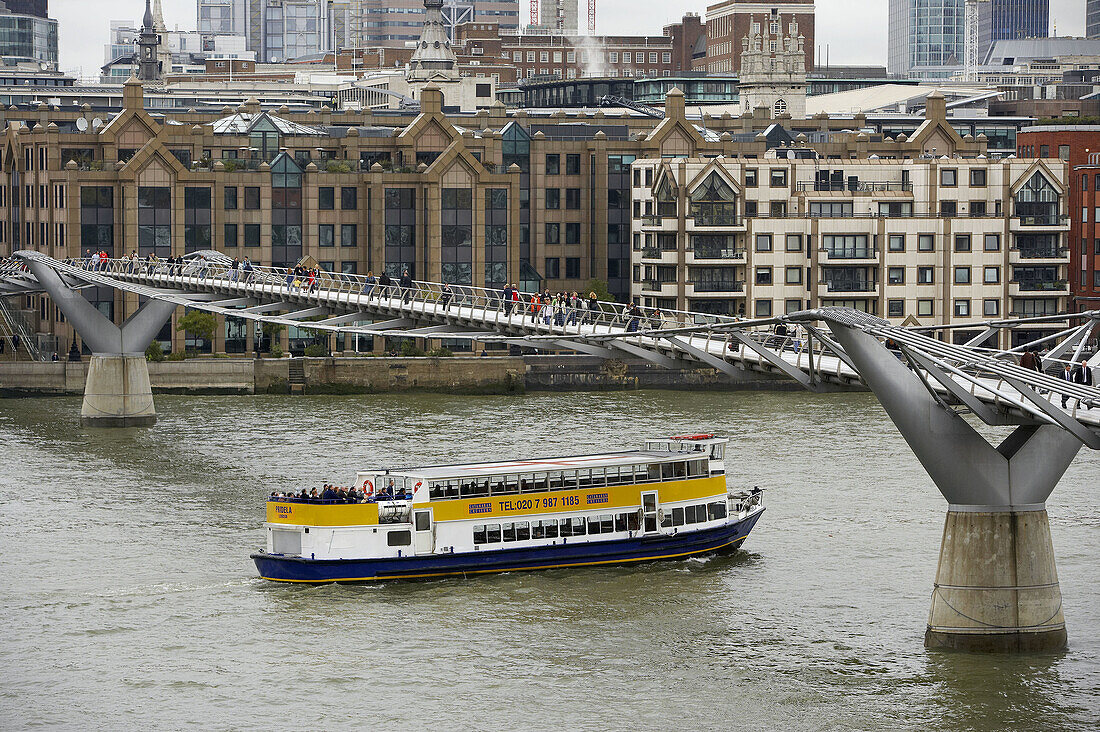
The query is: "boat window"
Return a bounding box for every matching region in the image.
[711,444,725,459]
[490,477,507,495]
[271,529,302,556]
[642,493,657,512]
[709,501,727,520]
[587,515,601,534]
[531,520,545,539]
[414,512,431,531]
[445,480,460,498]
[604,467,619,486]
[593,469,607,487]
[505,475,519,494]
[547,471,562,491]
[685,505,697,523]
[675,462,687,478]
[615,513,628,531]
[429,481,443,498]
[502,522,517,542]
[486,524,501,543]
[531,472,548,492]
[661,510,672,528]
[477,478,491,496]
[571,517,586,535]
[600,514,614,533]
[647,464,661,482]
[661,463,674,480]
[544,519,558,538]
[688,460,707,477]
[628,511,640,531]
[515,521,530,541]
[473,524,486,544]
[387,530,411,546]
[672,507,685,526]
[559,519,571,537]
[562,470,577,490]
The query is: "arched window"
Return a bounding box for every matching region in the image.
[1014,172,1059,225]
[655,177,676,217]
[774,98,787,116]
[689,172,738,226]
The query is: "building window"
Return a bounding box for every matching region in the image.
[319,224,334,247]
[785,234,802,252]
[544,257,560,279]
[755,299,772,317]
[785,266,802,284]
[970,169,987,187]
[954,266,971,284]
[755,234,772,252]
[224,223,237,247]
[341,224,356,247]
[983,265,999,284]
[545,222,560,244]
[954,299,970,317]
[545,154,559,175]
[941,169,957,187]
[546,188,560,209]
[954,234,971,252]
[484,188,508,287]
[183,187,212,253]
[566,257,580,278]
[888,234,905,252]
[341,187,357,210]
[441,188,473,284]
[224,186,237,210]
[888,299,904,318]
[918,234,934,252]
[745,169,757,187]
[319,187,334,210]
[983,298,999,316]
[984,233,1000,251]
[917,266,934,284]
[385,188,416,278]
[755,266,773,285]
[785,299,802,314]
[1058,145,1070,161]
[940,200,957,216]
[244,187,260,210]
[917,299,933,316]
[887,266,904,285]
[135,187,167,258]
[565,222,580,244]
[244,224,260,247]
[565,188,581,209]
[769,169,787,187]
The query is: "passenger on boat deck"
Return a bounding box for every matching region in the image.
[309,488,319,499]
[321,484,336,500]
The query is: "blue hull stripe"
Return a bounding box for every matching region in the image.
[252,510,764,582]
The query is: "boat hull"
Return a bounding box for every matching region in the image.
[252,508,763,583]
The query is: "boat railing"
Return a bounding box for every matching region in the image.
[267,494,412,505]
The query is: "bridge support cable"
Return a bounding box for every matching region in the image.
[827,321,1082,652]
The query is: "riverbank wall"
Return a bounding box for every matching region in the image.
[0,355,805,396]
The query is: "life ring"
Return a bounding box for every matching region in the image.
[414,481,423,494]
[363,478,374,494]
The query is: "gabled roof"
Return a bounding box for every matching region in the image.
[211,110,321,136]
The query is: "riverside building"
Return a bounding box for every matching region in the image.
[630,93,1071,348]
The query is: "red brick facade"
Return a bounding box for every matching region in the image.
[1017,126,1100,310]
[663,13,706,74]
[703,0,815,74]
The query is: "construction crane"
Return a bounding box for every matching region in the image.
[530,0,539,27]
[963,0,990,82]
[588,0,595,34]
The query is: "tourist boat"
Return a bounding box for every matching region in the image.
[251,435,765,582]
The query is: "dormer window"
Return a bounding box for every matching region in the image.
[1014,172,1059,226]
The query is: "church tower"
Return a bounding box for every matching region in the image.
[737,14,807,119]
[406,0,459,83]
[137,0,162,82]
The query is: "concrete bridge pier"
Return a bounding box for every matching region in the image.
[829,324,1081,652]
[22,258,176,427]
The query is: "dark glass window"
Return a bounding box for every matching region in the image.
[319,187,334,210]
[136,186,168,258]
[184,187,212,253]
[224,186,237,210]
[244,187,260,210]
[341,186,357,210]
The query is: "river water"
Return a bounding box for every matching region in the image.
[0,391,1097,730]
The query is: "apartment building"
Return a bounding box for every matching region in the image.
[631,102,1070,347]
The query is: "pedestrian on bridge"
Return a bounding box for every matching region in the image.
[440,282,453,311]
[400,269,413,304]
[363,271,377,298]
[379,271,392,299]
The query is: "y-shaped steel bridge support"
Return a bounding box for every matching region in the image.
[24,259,176,426]
[829,324,1081,652]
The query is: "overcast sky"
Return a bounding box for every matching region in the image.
[55,0,1087,78]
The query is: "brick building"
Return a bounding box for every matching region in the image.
[1016,126,1100,311]
[462,31,676,82]
[703,0,815,74]
[662,13,707,74]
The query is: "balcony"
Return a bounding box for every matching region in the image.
[822,247,877,261]
[821,280,878,294]
[1013,246,1066,260]
[641,279,672,293]
[640,215,664,227]
[1011,215,1071,230]
[796,181,913,193]
[690,280,745,293]
[691,248,745,261]
[1011,279,1067,293]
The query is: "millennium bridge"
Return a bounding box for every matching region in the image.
[2,249,1098,653]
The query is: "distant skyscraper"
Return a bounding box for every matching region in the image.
[888,0,964,77]
[977,0,1048,62]
[1088,0,1100,39]
[0,0,57,68]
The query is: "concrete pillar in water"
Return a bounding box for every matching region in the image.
[828,323,1081,652]
[20,255,177,427]
[926,509,1065,652]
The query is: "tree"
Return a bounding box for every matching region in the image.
[175,310,216,345]
[584,278,614,303]
[261,322,286,354]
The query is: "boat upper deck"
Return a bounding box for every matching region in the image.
[382,448,717,482]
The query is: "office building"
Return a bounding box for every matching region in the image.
[0,0,57,69]
[1088,0,1099,39]
[977,0,1048,62]
[888,0,964,78]
[703,0,815,74]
